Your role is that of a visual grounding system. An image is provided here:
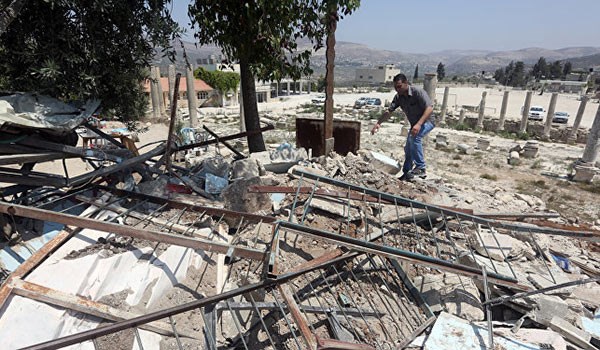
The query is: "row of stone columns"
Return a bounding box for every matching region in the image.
[434,83,600,167]
[149,64,198,126]
[273,80,313,96]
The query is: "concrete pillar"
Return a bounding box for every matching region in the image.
[440,86,449,125]
[458,109,465,124]
[287,81,290,96]
[567,96,588,143]
[423,73,437,102]
[153,66,165,115]
[168,64,176,108]
[185,64,198,127]
[543,92,559,139]
[497,91,509,131]
[519,91,533,134]
[477,91,487,129]
[299,81,303,94]
[581,104,600,164]
[149,66,160,119]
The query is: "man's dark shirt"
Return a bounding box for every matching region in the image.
[388,85,435,126]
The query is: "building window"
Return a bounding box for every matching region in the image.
[378,66,384,70]
[197,91,209,100]
[368,76,373,79]
[359,75,363,79]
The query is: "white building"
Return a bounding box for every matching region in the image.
[355,64,401,84]
[197,55,271,106]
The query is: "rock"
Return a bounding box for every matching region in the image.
[476,137,490,151]
[309,198,361,220]
[231,158,264,179]
[530,295,569,325]
[221,177,271,227]
[508,151,520,165]
[457,143,474,154]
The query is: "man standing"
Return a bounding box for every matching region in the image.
[371,73,435,181]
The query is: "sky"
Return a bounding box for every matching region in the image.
[172,0,600,54]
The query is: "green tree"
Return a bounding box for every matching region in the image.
[194,67,240,106]
[413,64,419,81]
[436,62,445,81]
[549,61,562,79]
[531,57,548,80]
[316,75,327,92]
[493,67,506,85]
[511,61,526,87]
[0,1,179,120]
[562,61,572,78]
[188,0,360,153]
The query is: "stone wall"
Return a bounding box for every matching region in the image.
[444,115,589,144]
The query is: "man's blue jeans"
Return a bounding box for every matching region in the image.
[402,121,435,174]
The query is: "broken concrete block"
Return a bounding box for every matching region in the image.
[572,164,598,183]
[309,198,361,220]
[413,273,484,321]
[368,151,400,175]
[522,140,539,158]
[424,312,538,350]
[508,150,521,165]
[472,229,530,261]
[476,137,490,151]
[530,295,569,325]
[231,158,264,179]
[548,316,594,350]
[221,177,271,227]
[457,143,474,154]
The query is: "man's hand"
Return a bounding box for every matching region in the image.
[371,123,380,135]
[411,123,421,136]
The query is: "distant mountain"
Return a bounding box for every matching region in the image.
[157,40,600,82]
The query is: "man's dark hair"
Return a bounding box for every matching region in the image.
[393,73,408,83]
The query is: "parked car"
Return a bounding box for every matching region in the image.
[311,94,325,104]
[552,111,570,124]
[353,96,369,108]
[365,98,382,106]
[528,106,546,121]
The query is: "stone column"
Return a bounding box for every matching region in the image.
[543,92,558,139]
[498,91,509,131]
[477,91,487,129]
[185,64,198,127]
[458,109,465,124]
[582,104,600,164]
[299,81,303,94]
[440,86,450,125]
[149,66,160,119]
[567,96,588,143]
[519,91,533,134]
[168,64,176,107]
[423,73,438,103]
[154,66,165,115]
[287,81,290,96]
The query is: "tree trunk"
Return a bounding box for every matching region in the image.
[239,57,265,152]
[0,0,26,35]
[323,10,337,155]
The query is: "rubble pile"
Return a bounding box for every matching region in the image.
[1,97,600,349]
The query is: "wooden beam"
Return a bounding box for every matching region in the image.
[278,283,317,350]
[0,202,266,261]
[9,278,197,339]
[0,226,77,309]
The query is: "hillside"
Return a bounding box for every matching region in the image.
[158,40,600,82]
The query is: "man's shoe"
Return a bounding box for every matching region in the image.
[399,172,414,181]
[411,167,427,178]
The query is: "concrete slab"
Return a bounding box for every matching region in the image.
[423,312,540,350]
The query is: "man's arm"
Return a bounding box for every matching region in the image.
[410,106,433,136]
[371,110,392,134]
